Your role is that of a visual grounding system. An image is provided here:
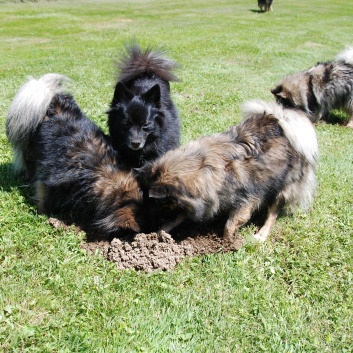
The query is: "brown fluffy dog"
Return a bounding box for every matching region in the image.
[271,47,353,128]
[135,101,318,242]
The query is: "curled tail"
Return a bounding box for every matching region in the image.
[242,100,318,166]
[336,46,353,65]
[116,42,179,83]
[6,73,70,173]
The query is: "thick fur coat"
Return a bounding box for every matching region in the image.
[7,74,143,237]
[271,47,353,128]
[107,43,181,168]
[135,101,318,242]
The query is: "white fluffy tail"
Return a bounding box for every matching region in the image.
[6,73,70,173]
[242,100,318,166]
[336,46,353,65]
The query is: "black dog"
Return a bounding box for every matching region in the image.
[7,74,143,237]
[107,43,181,168]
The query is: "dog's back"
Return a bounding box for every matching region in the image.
[36,93,114,215]
[36,93,142,235]
[7,74,143,236]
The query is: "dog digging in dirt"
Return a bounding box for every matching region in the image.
[134,100,318,243]
[6,74,143,237]
[107,43,181,168]
[271,47,353,128]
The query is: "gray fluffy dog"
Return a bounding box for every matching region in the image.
[135,101,318,243]
[271,47,353,128]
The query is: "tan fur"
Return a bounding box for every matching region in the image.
[91,168,142,233]
[272,72,311,113]
[93,169,141,204]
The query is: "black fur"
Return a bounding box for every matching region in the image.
[35,94,143,236]
[107,43,181,168]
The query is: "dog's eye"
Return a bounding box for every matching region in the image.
[142,123,150,131]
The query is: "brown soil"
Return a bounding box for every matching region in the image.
[48,217,243,272]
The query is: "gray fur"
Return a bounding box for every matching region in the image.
[271,47,353,127]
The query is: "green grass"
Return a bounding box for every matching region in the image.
[1,0,353,351]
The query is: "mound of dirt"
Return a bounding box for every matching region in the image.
[49,217,243,272]
[108,231,194,272]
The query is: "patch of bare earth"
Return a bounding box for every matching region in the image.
[48,217,243,272]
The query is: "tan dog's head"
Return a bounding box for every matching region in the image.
[271,71,312,115]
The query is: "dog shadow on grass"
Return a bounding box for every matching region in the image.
[0,162,37,209]
[321,112,348,126]
[250,9,266,13]
[0,162,96,239]
[0,162,23,191]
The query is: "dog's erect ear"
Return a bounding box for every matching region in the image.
[142,84,161,108]
[270,85,287,98]
[112,81,134,104]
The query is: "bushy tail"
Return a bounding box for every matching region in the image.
[242,100,318,166]
[336,46,353,65]
[242,100,318,211]
[116,42,179,83]
[6,73,70,173]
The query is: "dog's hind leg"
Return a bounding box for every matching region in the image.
[223,201,256,241]
[253,198,284,242]
[35,181,48,214]
[341,99,353,128]
[347,119,353,128]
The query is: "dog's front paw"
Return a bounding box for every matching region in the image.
[253,232,267,243]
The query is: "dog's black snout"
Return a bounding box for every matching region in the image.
[131,141,141,149]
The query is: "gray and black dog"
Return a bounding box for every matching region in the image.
[271,47,353,128]
[135,100,318,243]
[258,0,273,12]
